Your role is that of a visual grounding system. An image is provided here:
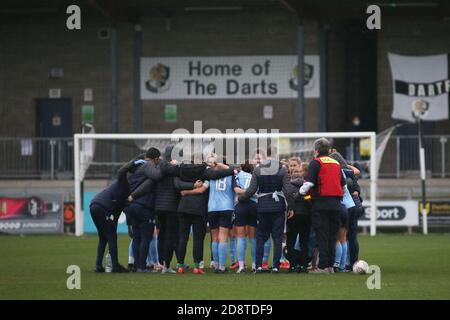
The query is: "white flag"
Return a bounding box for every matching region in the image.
[376,125,401,174]
[388,53,449,122]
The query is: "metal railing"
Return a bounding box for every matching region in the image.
[0,135,449,179]
[0,138,74,179]
[375,135,449,178]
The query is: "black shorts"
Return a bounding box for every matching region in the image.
[208,210,233,229]
[234,201,257,227]
[339,204,349,229]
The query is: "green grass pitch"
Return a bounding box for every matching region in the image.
[1,233,449,299]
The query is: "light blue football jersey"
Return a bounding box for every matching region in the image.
[341,170,355,209]
[236,170,257,202]
[208,176,235,212]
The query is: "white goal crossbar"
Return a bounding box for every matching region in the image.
[74,132,377,236]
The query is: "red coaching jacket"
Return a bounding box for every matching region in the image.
[313,156,343,197]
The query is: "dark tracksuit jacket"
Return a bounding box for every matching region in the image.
[238,160,296,268]
[286,178,312,268]
[126,165,156,222]
[90,160,137,217]
[288,178,312,214]
[126,146,191,214]
[89,160,142,269]
[131,159,197,213]
[142,160,184,213]
[238,160,295,213]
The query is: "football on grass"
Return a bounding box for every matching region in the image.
[352,260,369,274]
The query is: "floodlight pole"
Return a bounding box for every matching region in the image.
[111,26,119,168]
[370,131,377,236]
[133,24,143,133]
[74,135,83,236]
[79,124,85,235]
[319,23,328,132]
[417,117,428,235]
[296,22,305,132]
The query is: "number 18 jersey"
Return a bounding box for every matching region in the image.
[208,176,236,212]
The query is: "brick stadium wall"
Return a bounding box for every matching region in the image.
[0,13,113,136]
[0,10,449,138]
[0,9,321,137]
[327,23,346,132]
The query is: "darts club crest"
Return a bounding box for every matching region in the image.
[145,63,171,93]
[289,63,314,91]
[411,99,430,120]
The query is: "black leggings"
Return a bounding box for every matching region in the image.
[348,206,362,266]
[156,212,164,265]
[177,213,207,265]
[286,214,311,268]
[90,204,119,268]
[157,210,180,267]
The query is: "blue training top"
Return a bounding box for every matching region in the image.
[236,170,257,203]
[208,175,236,212]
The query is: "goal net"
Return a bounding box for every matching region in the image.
[74,132,377,236]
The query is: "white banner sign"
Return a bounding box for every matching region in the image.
[141,55,320,100]
[388,53,449,122]
[359,200,419,227]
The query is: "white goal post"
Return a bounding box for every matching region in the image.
[74,132,377,236]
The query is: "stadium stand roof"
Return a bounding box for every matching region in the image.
[1,0,450,22]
